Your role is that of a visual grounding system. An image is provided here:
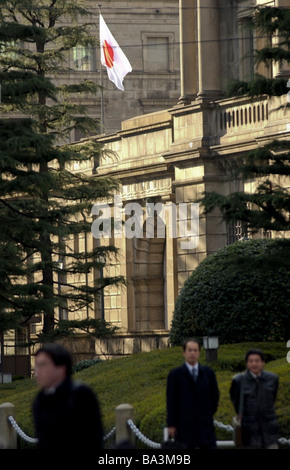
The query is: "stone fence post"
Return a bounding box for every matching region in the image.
[0,403,17,449]
[115,403,136,447]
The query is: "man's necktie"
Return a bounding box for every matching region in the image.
[192,368,197,382]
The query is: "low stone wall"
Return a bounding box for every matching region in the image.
[54,331,170,363]
[29,332,170,376]
[94,331,170,359]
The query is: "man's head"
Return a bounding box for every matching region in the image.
[245,348,265,375]
[182,338,200,366]
[34,343,72,390]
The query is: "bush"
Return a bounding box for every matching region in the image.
[72,358,103,373]
[203,341,287,372]
[170,239,290,346]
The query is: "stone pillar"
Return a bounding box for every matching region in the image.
[0,403,17,449]
[273,0,290,79]
[178,0,198,104]
[115,404,136,447]
[126,238,136,331]
[197,0,222,99]
[164,200,178,330]
[118,232,129,331]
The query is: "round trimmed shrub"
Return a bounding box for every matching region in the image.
[170,239,290,345]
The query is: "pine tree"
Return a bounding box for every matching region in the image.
[0,0,122,344]
[201,140,290,233]
[200,6,290,254]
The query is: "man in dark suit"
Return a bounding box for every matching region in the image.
[33,343,104,450]
[166,338,219,449]
[230,348,279,449]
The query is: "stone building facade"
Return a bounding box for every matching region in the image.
[88,0,290,357]
[2,0,290,370]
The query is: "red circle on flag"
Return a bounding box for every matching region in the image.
[103,40,114,68]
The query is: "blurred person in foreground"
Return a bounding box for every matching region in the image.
[230,348,279,449]
[33,343,103,450]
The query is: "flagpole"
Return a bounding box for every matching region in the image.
[98,5,106,321]
[98,4,105,131]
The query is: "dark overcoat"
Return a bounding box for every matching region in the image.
[166,363,219,448]
[33,378,103,450]
[230,369,279,448]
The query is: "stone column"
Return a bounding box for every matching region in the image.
[126,238,136,331]
[197,0,222,99]
[0,403,17,449]
[115,404,136,446]
[273,0,290,79]
[164,200,178,330]
[178,0,198,104]
[118,228,130,331]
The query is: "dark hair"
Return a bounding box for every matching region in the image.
[182,338,200,351]
[35,343,73,378]
[245,348,265,363]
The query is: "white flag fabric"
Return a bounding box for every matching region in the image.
[99,14,132,91]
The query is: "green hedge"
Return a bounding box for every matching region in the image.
[170,239,290,346]
[72,358,103,373]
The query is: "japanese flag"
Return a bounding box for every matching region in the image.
[99,14,132,91]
